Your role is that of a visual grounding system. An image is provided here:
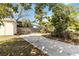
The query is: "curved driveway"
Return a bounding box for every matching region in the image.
[19,33,79,56]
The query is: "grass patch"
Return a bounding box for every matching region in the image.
[0,36,18,41]
[0,37,47,56]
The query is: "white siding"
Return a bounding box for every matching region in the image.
[5,22,14,35]
[0,20,17,35]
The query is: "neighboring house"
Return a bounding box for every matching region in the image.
[0,18,17,35]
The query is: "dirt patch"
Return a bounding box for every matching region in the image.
[0,38,47,56]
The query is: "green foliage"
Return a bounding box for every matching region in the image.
[0,4,13,26]
[35,4,52,33]
[20,3,31,10]
[0,4,12,18]
[18,19,32,28]
[0,3,32,25]
[35,15,41,21]
[47,4,77,38]
[35,3,79,39]
[13,3,32,21]
[67,11,79,31]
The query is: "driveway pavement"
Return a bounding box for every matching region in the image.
[19,33,79,56]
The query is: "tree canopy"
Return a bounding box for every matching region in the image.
[34,3,79,38]
[0,3,32,26]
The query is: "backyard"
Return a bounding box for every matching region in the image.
[0,3,79,56]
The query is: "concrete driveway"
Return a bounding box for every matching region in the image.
[19,33,79,56]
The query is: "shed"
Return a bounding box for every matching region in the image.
[0,18,17,35]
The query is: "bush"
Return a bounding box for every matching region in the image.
[51,30,72,39]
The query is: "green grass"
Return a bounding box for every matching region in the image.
[0,36,18,41]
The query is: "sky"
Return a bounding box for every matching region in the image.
[14,3,52,21]
[14,3,79,22]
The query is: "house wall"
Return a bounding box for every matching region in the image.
[5,22,14,35]
[0,21,17,35]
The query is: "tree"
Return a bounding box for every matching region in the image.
[67,11,79,31]
[46,16,54,32]
[35,4,50,33]
[18,18,32,28]
[34,3,79,38]
[35,4,47,24]
[0,3,13,26]
[47,3,78,38]
[13,3,32,21]
[0,3,32,26]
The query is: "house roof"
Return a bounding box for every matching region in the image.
[2,18,16,23]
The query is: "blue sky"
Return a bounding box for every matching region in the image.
[14,3,79,21]
[14,3,53,21]
[71,3,79,6]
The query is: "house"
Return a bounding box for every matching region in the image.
[0,18,17,35]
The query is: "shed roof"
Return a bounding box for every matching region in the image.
[2,18,16,23]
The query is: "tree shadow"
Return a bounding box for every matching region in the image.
[42,34,79,45]
[0,38,47,56]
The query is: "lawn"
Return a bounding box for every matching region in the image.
[0,36,47,56]
[0,36,18,41]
